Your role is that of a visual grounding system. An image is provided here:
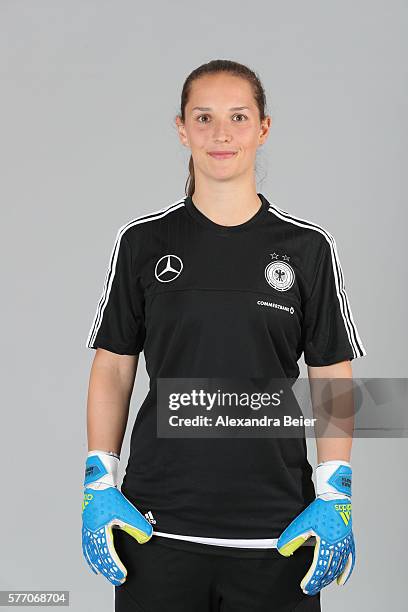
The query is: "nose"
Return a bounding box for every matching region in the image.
[212,119,232,142]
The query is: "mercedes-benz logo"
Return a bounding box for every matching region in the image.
[154,254,183,283]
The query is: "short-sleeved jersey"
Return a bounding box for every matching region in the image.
[86,193,366,552]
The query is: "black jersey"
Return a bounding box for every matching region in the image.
[86,193,366,547]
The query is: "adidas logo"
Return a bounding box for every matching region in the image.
[144,510,156,525]
[335,503,352,526]
[82,492,93,512]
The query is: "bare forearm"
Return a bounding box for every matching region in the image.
[308,360,354,463]
[86,350,138,455]
[316,435,352,463]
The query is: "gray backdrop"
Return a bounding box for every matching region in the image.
[1,1,406,610]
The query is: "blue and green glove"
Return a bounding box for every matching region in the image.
[81,450,153,586]
[277,460,354,596]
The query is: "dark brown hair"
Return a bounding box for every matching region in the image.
[178,59,268,197]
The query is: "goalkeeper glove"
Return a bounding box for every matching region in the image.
[81,450,153,586]
[277,460,354,596]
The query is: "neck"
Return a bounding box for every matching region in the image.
[191,176,261,226]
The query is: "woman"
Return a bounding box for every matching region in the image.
[82,60,366,611]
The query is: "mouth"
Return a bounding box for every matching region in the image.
[207,151,237,160]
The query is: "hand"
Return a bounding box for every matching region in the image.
[81,450,153,586]
[277,460,354,596]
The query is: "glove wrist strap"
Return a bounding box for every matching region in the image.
[84,450,120,489]
[316,459,352,498]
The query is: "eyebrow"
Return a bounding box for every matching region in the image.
[191,106,251,112]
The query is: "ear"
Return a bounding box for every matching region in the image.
[259,115,272,145]
[175,116,190,148]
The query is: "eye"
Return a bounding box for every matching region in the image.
[232,114,248,122]
[196,114,210,123]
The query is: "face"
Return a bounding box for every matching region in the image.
[176,73,271,183]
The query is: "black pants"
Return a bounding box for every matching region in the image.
[114,531,321,612]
